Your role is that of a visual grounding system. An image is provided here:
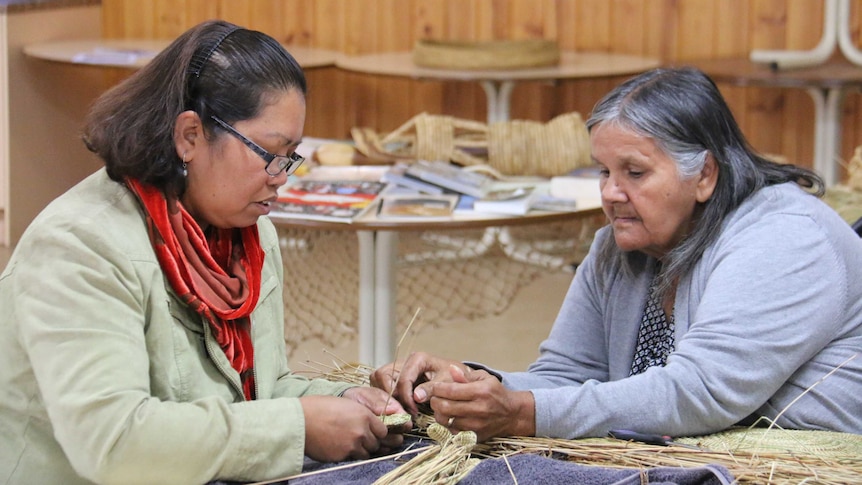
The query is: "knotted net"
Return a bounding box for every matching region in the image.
[278,216,603,354]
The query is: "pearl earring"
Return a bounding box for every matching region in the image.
[182,152,188,177]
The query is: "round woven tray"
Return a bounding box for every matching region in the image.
[412,39,560,70]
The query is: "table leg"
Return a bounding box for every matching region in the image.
[838,0,862,66]
[374,231,398,366]
[357,231,376,366]
[806,87,844,186]
[480,80,516,123]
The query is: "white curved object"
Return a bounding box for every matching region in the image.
[750,0,838,69]
[837,0,862,65]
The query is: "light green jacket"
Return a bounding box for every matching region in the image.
[0,169,353,485]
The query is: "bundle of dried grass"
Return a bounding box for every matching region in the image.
[373,424,480,485]
[823,145,862,224]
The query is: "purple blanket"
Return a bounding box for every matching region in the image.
[211,441,735,485]
[286,453,734,485]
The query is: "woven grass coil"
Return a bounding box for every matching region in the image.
[412,39,560,70]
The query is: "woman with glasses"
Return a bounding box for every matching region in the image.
[0,20,408,484]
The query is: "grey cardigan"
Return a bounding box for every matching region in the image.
[492,183,862,439]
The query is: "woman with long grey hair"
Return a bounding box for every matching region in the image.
[372,67,862,442]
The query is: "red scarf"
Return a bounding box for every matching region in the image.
[127,179,263,400]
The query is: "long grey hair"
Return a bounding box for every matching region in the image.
[585,67,824,296]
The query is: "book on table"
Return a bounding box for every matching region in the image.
[403,160,493,198]
[376,193,460,221]
[381,163,447,195]
[471,182,553,215]
[549,165,602,208]
[272,179,388,223]
[470,181,588,215]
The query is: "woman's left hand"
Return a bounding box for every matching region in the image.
[425,365,536,442]
[342,386,413,448]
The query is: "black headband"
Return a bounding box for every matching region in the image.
[188,25,242,79]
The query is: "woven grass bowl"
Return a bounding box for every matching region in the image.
[412,39,561,70]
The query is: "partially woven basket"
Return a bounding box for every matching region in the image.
[413,39,560,70]
[351,112,591,177]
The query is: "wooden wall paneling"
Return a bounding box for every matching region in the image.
[246,1,286,40]
[746,87,787,159]
[99,0,126,38]
[489,0,510,39]
[716,86,749,142]
[151,0,188,37]
[781,90,815,169]
[642,0,677,60]
[750,0,789,50]
[373,0,417,131]
[571,0,611,51]
[506,0,557,120]
[674,0,718,60]
[303,68,339,138]
[472,0,495,40]
[714,0,750,57]
[344,0,385,130]
[216,0,253,30]
[508,0,552,39]
[309,0,344,50]
[610,0,649,55]
[408,0,446,126]
[440,0,484,121]
[445,0,480,41]
[414,0,445,40]
[184,0,218,31]
[554,0,576,51]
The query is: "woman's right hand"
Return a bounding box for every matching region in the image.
[370,351,468,416]
[299,395,391,462]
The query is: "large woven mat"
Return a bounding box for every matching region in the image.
[277,219,600,354]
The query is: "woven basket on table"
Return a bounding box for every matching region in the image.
[351,112,591,177]
[412,39,561,70]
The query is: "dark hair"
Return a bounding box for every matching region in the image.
[586,67,824,295]
[83,20,307,197]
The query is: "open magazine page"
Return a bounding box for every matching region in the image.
[272,168,389,223]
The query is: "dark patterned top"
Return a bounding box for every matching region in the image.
[630,271,675,375]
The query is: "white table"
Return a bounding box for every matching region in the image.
[23,39,340,69]
[336,51,660,123]
[270,202,603,367]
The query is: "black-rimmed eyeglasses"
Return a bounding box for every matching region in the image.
[211,115,305,176]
